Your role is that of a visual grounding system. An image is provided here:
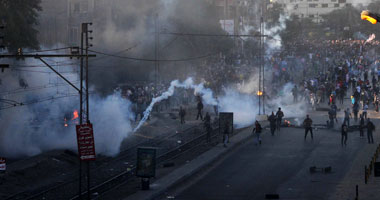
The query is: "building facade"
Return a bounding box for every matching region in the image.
[276,0,369,22]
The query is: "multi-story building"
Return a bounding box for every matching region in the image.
[275,0,370,22]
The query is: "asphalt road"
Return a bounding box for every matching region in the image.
[168,124,370,200]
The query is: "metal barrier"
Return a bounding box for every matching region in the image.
[364,144,380,184]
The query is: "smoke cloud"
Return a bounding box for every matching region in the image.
[0,56,135,158]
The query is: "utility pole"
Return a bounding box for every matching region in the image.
[155,14,159,91]
[79,22,93,200]
[262,0,266,115]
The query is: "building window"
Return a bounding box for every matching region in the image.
[334,3,339,7]
[81,1,88,13]
[322,4,328,7]
[338,0,346,3]
[309,3,317,8]
[331,0,336,1]
[73,3,80,14]
[309,14,315,18]
[346,3,352,6]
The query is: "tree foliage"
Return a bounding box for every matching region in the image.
[0,0,42,53]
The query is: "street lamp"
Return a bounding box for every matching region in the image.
[361,10,380,24]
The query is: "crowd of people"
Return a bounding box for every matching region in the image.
[120,37,380,146]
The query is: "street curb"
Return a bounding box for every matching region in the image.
[123,127,253,200]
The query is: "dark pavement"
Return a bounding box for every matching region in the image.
[168,126,370,200]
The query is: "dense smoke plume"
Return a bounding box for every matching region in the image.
[0,56,134,158]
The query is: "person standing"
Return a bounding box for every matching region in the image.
[276,107,284,132]
[196,100,203,120]
[252,120,262,145]
[179,106,186,124]
[341,123,348,146]
[359,114,365,138]
[204,112,212,143]
[367,118,375,144]
[353,101,359,122]
[343,108,351,127]
[303,115,313,140]
[362,104,368,119]
[268,112,276,136]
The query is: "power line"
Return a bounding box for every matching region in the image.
[87,49,219,62]
[0,82,80,95]
[0,94,79,110]
[159,32,271,38]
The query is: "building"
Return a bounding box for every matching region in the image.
[275,0,369,23]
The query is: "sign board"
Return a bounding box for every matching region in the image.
[76,123,96,161]
[375,162,380,177]
[0,157,5,172]
[136,147,156,178]
[219,112,233,135]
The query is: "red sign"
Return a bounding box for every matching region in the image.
[76,123,96,161]
[0,157,6,171]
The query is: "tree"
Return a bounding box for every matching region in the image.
[0,0,42,53]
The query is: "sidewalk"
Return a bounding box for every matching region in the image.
[123,126,253,200]
[328,131,380,200]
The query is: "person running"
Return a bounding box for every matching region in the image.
[252,120,262,145]
[341,123,348,146]
[303,115,313,140]
[276,107,284,132]
[367,118,375,144]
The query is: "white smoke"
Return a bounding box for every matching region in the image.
[0,55,135,158]
[266,83,307,120]
[265,14,289,54]
[218,88,258,128]
[134,77,217,132]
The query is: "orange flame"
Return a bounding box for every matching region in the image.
[72,110,79,120]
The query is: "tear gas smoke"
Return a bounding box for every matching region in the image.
[133,77,217,132]
[265,14,289,54]
[0,56,135,158]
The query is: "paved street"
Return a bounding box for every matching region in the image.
[165,116,378,200]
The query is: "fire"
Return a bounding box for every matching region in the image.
[257,91,263,96]
[72,110,79,120]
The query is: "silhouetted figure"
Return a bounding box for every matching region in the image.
[179,106,186,124]
[196,100,203,120]
[276,107,284,132]
[341,123,348,146]
[252,120,262,145]
[303,115,313,140]
[268,112,276,136]
[367,118,375,144]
